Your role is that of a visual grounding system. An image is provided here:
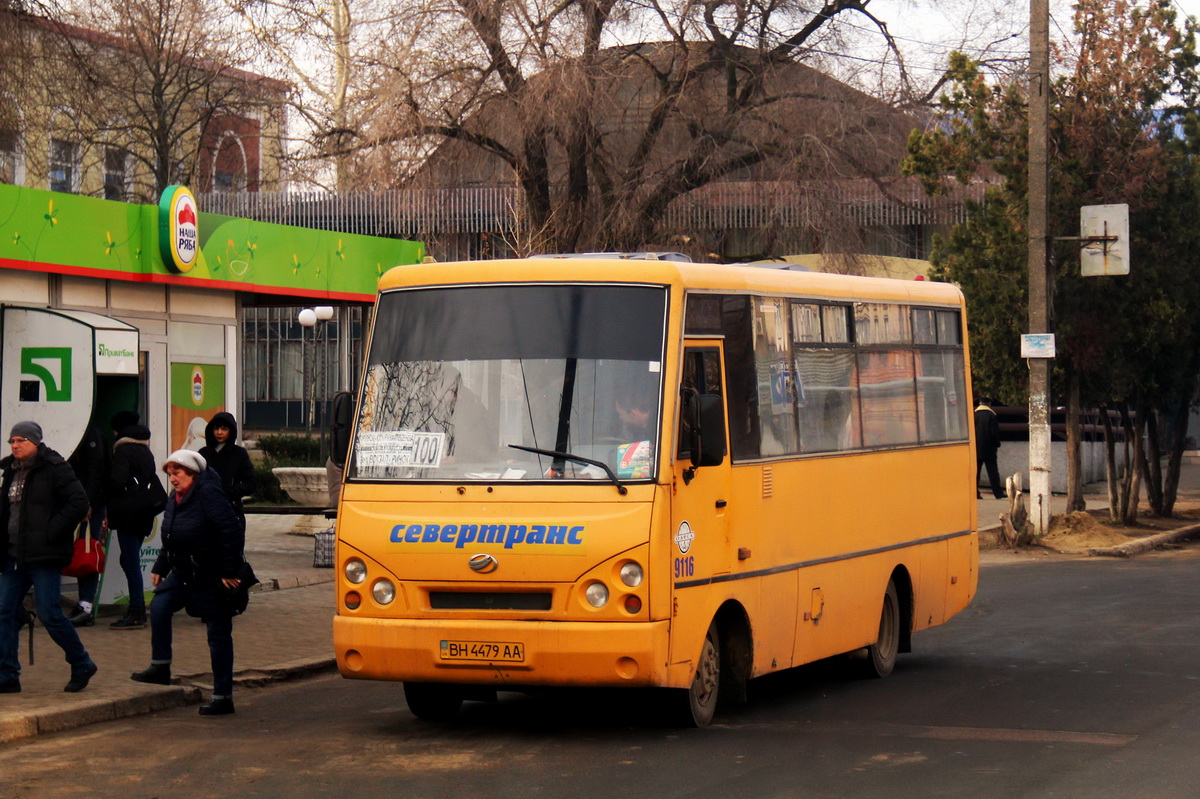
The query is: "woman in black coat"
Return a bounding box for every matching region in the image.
[130,449,244,716]
[198,412,255,521]
[104,417,163,629]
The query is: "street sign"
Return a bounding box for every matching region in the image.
[1021,333,1056,358]
[1080,204,1129,276]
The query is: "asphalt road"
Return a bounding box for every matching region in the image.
[3,548,1200,799]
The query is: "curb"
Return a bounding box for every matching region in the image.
[251,572,334,592]
[0,684,200,744]
[1088,522,1200,557]
[0,657,338,744]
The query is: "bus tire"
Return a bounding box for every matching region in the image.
[859,580,900,679]
[671,620,720,727]
[403,682,464,721]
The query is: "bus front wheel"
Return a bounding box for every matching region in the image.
[859,580,900,679]
[671,620,721,727]
[403,682,464,721]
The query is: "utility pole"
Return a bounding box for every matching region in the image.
[1028,0,1052,535]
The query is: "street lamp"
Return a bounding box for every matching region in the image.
[297,306,336,458]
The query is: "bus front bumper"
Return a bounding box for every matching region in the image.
[334,616,680,688]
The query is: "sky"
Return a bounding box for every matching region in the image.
[835,0,1200,96]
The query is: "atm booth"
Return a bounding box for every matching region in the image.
[2,307,141,449]
[0,182,423,609]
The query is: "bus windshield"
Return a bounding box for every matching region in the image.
[350,283,668,483]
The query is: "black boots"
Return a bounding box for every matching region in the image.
[198,697,235,716]
[65,663,98,693]
[110,609,146,629]
[130,663,171,685]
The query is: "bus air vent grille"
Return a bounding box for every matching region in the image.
[430,592,553,611]
[762,466,774,498]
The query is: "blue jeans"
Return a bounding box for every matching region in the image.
[115,530,145,614]
[149,574,234,697]
[0,557,95,681]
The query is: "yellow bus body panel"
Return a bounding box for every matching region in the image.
[336,257,979,695]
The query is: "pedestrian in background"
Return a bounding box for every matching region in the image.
[104,411,165,630]
[974,397,1005,500]
[198,411,255,525]
[131,450,244,716]
[67,421,109,626]
[0,421,97,693]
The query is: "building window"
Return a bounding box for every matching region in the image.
[49,137,79,193]
[0,128,19,185]
[104,146,129,201]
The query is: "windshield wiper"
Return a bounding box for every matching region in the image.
[507,444,628,495]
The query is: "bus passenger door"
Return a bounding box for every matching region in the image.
[669,343,732,668]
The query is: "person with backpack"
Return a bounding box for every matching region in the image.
[104,411,166,630]
[198,412,255,525]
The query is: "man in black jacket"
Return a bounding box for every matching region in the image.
[0,421,97,693]
[974,397,1005,500]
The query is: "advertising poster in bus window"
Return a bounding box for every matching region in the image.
[170,362,226,450]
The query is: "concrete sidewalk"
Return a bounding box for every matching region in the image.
[976,453,1200,537]
[4,457,1200,744]
[0,513,336,743]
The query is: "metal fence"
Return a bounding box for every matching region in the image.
[201,180,986,262]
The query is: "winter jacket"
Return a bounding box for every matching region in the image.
[0,445,89,566]
[68,423,109,509]
[198,412,256,514]
[105,423,161,537]
[974,404,1002,459]
[153,468,244,593]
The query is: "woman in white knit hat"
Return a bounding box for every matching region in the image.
[130,449,245,715]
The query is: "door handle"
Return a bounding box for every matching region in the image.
[715,499,727,508]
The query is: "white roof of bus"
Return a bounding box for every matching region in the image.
[378,258,964,307]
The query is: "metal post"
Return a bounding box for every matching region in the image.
[1028,0,1052,535]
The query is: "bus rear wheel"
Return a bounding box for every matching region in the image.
[403,682,464,721]
[859,580,900,679]
[671,620,720,727]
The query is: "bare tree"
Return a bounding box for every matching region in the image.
[53,0,267,200]
[324,0,934,256]
[226,0,407,191]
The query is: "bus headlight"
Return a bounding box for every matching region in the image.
[619,562,643,587]
[585,582,609,608]
[372,579,396,605]
[345,558,367,584]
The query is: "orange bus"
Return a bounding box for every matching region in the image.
[333,255,978,725]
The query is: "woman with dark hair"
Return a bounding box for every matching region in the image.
[104,412,164,629]
[198,412,255,523]
[130,449,244,716]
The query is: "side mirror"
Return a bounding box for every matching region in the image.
[689,393,727,468]
[330,391,355,468]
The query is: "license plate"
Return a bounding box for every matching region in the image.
[440,640,525,662]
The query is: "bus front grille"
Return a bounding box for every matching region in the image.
[429,592,553,611]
